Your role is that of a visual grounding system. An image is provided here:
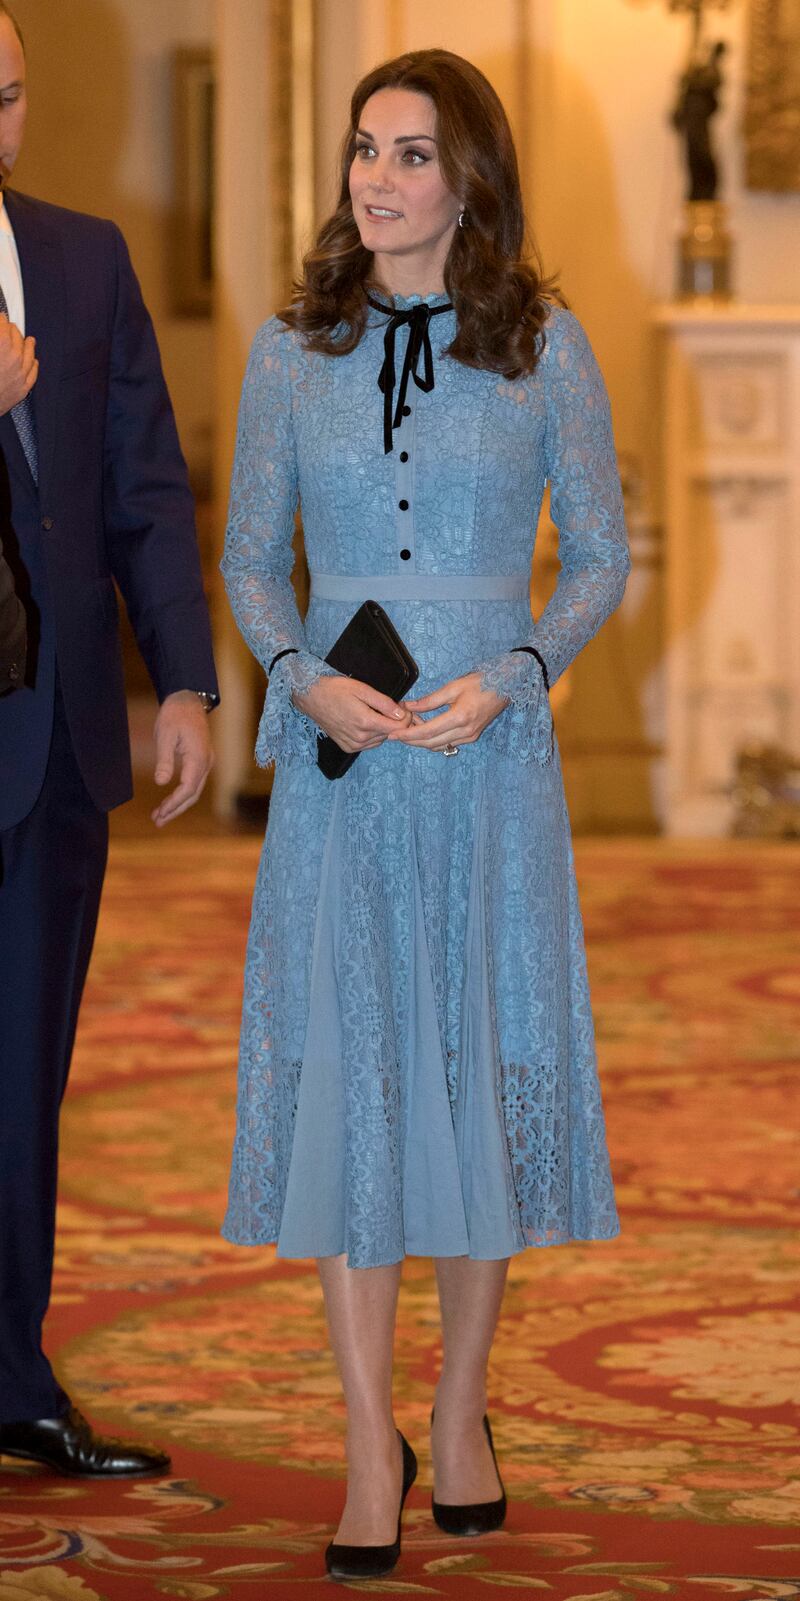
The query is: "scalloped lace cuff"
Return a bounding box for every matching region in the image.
[255,649,336,767]
[478,650,553,765]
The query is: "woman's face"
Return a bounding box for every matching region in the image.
[349,88,462,281]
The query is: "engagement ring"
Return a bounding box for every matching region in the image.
[443,743,460,757]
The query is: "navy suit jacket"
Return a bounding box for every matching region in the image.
[0,189,218,830]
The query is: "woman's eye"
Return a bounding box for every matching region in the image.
[355,142,375,159]
[402,149,428,165]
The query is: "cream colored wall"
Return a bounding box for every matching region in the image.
[12,0,214,481]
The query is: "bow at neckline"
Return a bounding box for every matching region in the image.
[366,293,454,454]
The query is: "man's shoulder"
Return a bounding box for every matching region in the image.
[5,188,121,248]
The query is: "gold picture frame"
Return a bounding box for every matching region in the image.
[744,0,800,191]
[171,46,215,316]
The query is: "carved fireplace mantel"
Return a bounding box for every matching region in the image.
[653,304,800,834]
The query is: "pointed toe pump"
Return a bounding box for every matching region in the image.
[325,1431,418,1581]
[431,1412,507,1537]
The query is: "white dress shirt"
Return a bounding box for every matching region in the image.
[0,193,25,333]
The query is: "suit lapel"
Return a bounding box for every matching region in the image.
[5,189,65,500]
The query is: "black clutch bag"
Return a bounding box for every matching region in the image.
[317,600,419,780]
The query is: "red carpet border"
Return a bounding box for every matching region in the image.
[1,837,799,1599]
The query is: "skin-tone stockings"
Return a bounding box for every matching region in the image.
[317,1252,509,1546]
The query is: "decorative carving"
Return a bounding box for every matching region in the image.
[714,374,760,435]
[692,354,784,449]
[690,472,781,519]
[745,0,800,192]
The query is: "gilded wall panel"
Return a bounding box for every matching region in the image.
[745,0,800,191]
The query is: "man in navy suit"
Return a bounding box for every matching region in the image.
[0,3,218,1476]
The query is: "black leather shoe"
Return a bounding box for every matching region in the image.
[325,1431,417,1581]
[0,1405,171,1478]
[431,1412,507,1537]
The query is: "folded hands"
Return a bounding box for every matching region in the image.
[293,671,509,756]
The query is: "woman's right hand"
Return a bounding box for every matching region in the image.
[292,674,414,753]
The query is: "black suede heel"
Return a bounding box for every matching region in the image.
[325,1431,418,1581]
[431,1412,507,1537]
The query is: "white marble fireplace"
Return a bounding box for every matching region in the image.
[653,305,800,835]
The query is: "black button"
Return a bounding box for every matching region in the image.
[402,405,411,416]
[41,516,54,530]
[398,499,409,511]
[400,451,409,462]
[400,548,411,561]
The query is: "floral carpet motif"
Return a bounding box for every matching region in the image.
[1,838,799,1600]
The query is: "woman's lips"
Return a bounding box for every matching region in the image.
[364,205,403,221]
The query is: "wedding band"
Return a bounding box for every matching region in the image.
[442,742,460,757]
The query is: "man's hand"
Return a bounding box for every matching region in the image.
[293,673,413,752]
[0,313,38,416]
[388,672,509,751]
[151,690,214,827]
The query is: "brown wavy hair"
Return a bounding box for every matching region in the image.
[0,3,24,51]
[279,48,562,378]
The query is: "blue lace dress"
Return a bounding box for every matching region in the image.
[221,295,630,1268]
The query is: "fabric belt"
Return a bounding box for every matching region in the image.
[309,573,530,603]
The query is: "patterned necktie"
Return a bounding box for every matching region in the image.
[0,279,38,483]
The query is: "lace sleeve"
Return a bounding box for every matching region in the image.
[478,308,631,763]
[221,317,334,766]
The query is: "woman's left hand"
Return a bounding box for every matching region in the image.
[387,672,508,751]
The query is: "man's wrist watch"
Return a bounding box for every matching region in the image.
[194,690,217,713]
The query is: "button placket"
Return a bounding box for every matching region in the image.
[394,383,418,569]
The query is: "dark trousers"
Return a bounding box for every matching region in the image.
[0,683,108,1422]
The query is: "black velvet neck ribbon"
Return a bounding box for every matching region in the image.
[366,294,454,454]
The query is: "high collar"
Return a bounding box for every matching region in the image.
[368,289,454,313]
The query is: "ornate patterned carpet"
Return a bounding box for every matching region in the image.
[1,838,799,1601]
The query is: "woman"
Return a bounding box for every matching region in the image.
[222,48,629,1582]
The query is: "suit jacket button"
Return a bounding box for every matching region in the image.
[41,516,54,530]
[9,662,20,682]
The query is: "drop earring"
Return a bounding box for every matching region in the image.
[458,210,466,228]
